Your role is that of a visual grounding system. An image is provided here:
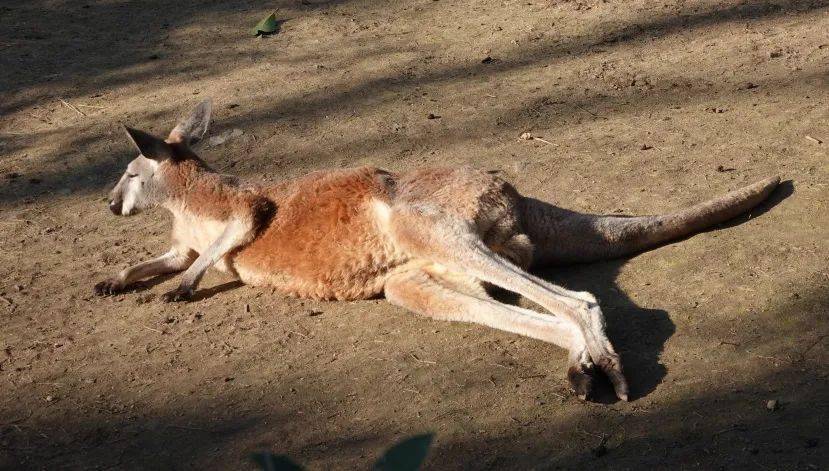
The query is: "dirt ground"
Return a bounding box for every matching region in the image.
[1,0,828,469]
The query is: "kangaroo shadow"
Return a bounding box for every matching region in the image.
[528,180,793,402]
[125,275,244,302]
[189,280,245,302]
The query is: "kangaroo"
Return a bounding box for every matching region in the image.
[94,100,780,401]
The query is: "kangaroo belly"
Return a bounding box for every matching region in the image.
[231,168,408,300]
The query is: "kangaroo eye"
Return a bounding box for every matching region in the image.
[126,173,138,178]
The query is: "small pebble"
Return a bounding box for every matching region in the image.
[766,399,778,411]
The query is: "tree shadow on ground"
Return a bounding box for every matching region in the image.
[433,360,828,470]
[1,0,824,208]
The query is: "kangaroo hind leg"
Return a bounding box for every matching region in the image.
[387,209,628,400]
[385,267,598,399]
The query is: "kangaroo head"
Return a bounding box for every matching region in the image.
[107,99,212,216]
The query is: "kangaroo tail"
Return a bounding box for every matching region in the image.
[521,176,781,266]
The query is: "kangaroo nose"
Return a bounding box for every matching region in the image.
[109,200,123,215]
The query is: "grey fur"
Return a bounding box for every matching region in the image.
[169,99,212,145]
[522,176,781,265]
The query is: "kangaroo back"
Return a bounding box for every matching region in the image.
[522,177,780,266]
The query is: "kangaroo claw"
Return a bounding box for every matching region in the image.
[596,355,629,402]
[94,278,124,296]
[161,287,193,303]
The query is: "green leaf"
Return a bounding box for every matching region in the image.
[250,452,303,471]
[374,434,434,471]
[252,12,279,36]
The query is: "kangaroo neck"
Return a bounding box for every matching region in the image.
[159,160,238,221]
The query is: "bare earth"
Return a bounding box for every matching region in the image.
[1,0,828,469]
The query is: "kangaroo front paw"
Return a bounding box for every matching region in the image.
[94,278,125,296]
[161,286,194,303]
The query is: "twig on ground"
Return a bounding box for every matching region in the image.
[59,98,86,117]
[569,103,605,119]
[410,353,436,364]
[75,103,106,109]
[287,329,308,339]
[797,334,827,360]
[519,132,555,146]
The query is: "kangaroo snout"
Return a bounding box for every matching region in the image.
[109,199,124,215]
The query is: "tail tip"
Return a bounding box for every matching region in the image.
[755,175,781,196]
[765,175,781,187]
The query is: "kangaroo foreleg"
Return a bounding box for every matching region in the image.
[162,220,253,302]
[94,249,196,295]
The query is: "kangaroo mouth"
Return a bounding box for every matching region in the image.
[108,200,139,216]
[109,200,123,215]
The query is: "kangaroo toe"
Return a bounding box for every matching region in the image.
[94,278,124,296]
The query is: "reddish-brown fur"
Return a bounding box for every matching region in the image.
[233,167,406,300]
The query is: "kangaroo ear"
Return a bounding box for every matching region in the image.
[123,125,174,161]
[167,99,212,145]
